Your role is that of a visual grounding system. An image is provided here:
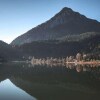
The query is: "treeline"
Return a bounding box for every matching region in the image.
[31,53,100,65]
[57,32,100,42]
[18,33,100,58]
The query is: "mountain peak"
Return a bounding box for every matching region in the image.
[61,7,73,12]
[56,7,74,18]
[11,7,100,46]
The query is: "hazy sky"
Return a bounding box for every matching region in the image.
[0,0,100,43]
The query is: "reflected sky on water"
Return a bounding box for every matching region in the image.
[0,79,36,100]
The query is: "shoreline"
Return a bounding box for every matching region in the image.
[66,61,100,65]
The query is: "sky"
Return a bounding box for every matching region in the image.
[0,0,100,43]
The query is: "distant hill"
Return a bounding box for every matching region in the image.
[11,7,100,46]
[0,40,25,61]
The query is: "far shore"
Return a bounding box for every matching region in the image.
[1,60,100,66]
[66,61,100,65]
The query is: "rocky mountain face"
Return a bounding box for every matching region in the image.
[11,7,100,46]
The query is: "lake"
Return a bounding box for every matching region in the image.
[0,62,100,100]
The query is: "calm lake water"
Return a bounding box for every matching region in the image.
[0,62,100,100]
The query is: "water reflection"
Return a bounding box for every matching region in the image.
[31,61,100,72]
[0,62,100,100]
[0,79,36,100]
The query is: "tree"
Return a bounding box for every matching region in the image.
[76,53,82,61]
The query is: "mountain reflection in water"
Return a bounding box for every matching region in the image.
[0,62,100,100]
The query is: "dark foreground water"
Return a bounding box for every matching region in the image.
[0,63,100,100]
